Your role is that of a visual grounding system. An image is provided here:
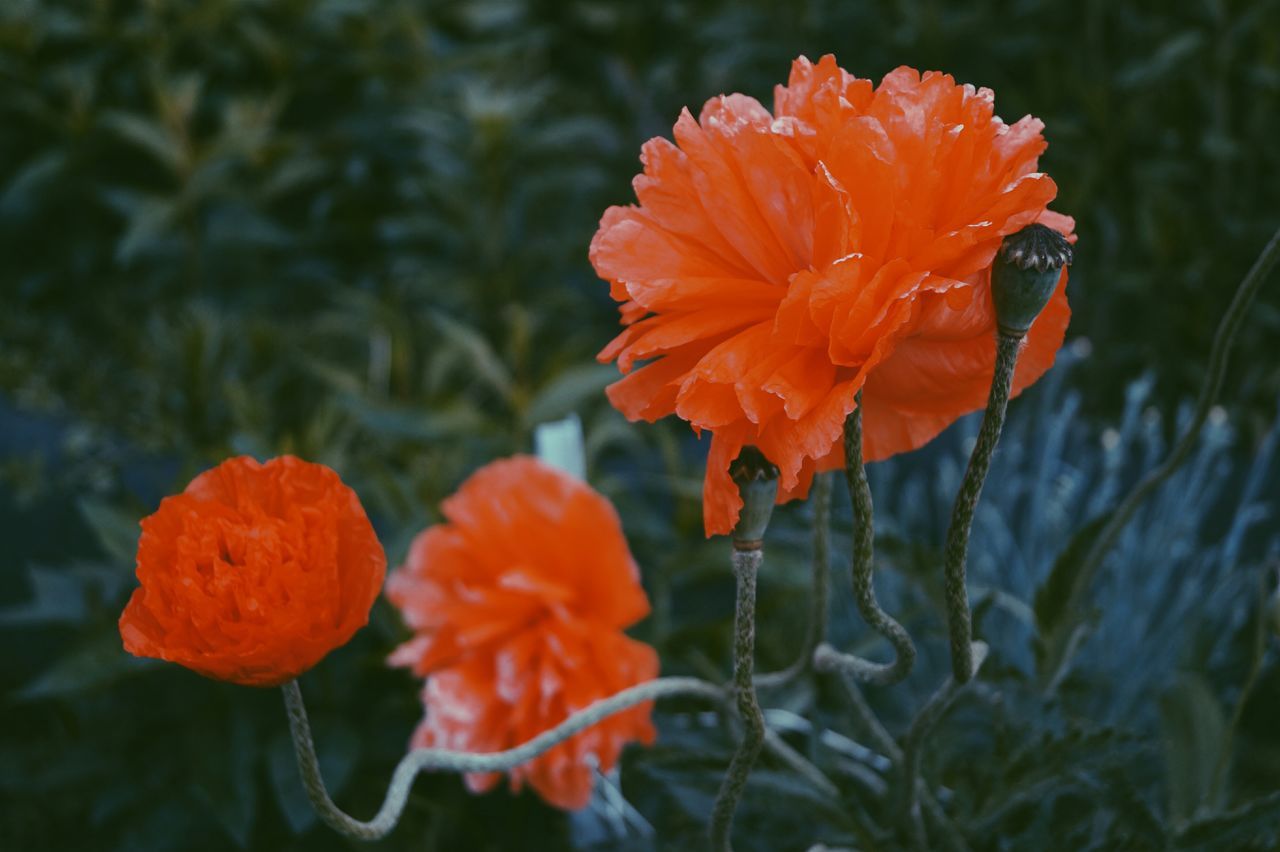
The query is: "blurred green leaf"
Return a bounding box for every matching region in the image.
[113,799,203,852]
[338,395,488,442]
[100,112,184,173]
[192,707,258,848]
[526,364,617,426]
[1116,32,1205,89]
[0,151,65,216]
[1161,673,1228,823]
[79,497,141,566]
[0,565,86,626]
[268,726,360,834]
[1032,514,1108,683]
[430,312,514,403]
[1173,790,1280,849]
[112,195,180,264]
[15,633,157,700]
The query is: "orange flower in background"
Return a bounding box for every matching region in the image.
[386,456,658,810]
[119,456,386,687]
[591,55,1075,535]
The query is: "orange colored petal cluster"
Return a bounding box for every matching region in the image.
[119,456,386,687]
[386,456,658,811]
[591,55,1075,536]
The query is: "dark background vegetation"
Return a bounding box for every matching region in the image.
[2,1,1279,850]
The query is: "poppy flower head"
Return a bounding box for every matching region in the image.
[386,456,658,810]
[591,55,1075,536]
[118,456,386,687]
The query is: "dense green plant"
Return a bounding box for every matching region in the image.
[3,0,1280,461]
[5,349,1279,850]
[3,1,1280,850]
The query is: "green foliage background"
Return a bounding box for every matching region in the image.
[1,1,1279,850]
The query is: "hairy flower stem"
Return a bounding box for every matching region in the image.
[943,333,1020,682]
[756,473,832,690]
[813,398,915,685]
[283,676,725,841]
[710,548,766,852]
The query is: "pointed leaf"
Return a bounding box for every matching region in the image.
[1033,514,1109,682]
[1160,673,1227,823]
[101,111,183,172]
[431,312,514,401]
[525,364,617,425]
[193,708,258,848]
[16,633,158,700]
[0,565,87,626]
[79,498,142,566]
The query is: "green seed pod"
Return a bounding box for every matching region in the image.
[991,224,1074,338]
[729,446,779,550]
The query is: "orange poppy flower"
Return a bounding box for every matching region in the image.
[119,456,386,687]
[591,56,1074,535]
[386,456,658,810]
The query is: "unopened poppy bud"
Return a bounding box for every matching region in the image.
[729,446,779,550]
[991,223,1073,338]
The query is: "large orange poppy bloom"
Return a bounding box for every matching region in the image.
[119,456,386,687]
[591,56,1074,535]
[386,456,658,810]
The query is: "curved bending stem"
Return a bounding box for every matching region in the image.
[710,548,767,852]
[943,333,1020,682]
[283,676,723,841]
[756,472,832,690]
[813,400,916,685]
[284,648,837,841]
[1068,225,1280,616]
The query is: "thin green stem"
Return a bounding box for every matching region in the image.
[830,672,969,852]
[813,399,916,685]
[763,727,839,799]
[944,333,1020,682]
[1069,226,1280,617]
[1208,565,1274,806]
[834,669,901,762]
[710,548,767,852]
[757,472,832,690]
[920,794,973,852]
[899,643,990,843]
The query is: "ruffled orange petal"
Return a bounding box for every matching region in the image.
[119,456,385,686]
[387,457,659,810]
[861,269,1070,460]
[591,55,1075,536]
